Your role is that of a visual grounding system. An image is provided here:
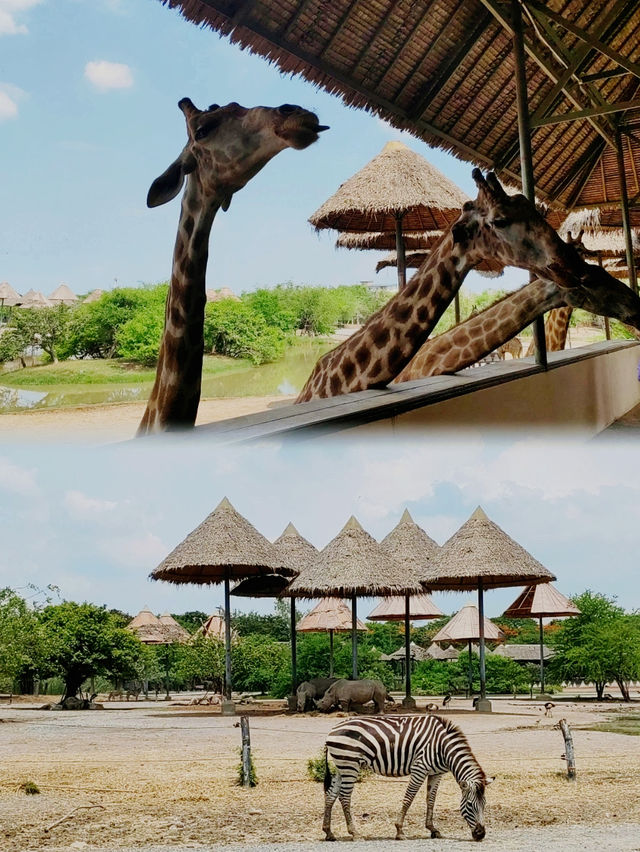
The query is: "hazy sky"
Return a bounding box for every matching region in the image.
[1,435,637,619]
[1,0,528,297]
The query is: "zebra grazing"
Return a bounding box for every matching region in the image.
[323,714,492,842]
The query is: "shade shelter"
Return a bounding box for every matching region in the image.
[158,612,191,643]
[198,611,235,642]
[336,230,443,252]
[309,140,469,290]
[127,607,167,644]
[424,506,555,710]
[296,597,368,677]
[21,289,52,308]
[285,515,423,679]
[432,602,504,696]
[503,583,580,693]
[48,283,78,305]
[0,282,22,311]
[84,289,104,303]
[150,496,291,711]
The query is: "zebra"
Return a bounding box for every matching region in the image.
[322,714,492,842]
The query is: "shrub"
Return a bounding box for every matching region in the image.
[204,300,285,364]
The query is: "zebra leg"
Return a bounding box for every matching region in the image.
[395,767,428,840]
[337,771,359,838]
[323,769,341,841]
[425,774,444,839]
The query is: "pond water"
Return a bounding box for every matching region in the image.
[0,340,333,413]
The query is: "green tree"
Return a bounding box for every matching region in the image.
[172,611,209,633]
[231,608,290,642]
[171,637,224,690]
[204,300,285,364]
[231,635,290,694]
[0,589,43,690]
[8,306,72,363]
[0,327,28,366]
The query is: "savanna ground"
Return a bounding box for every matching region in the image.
[2,691,640,851]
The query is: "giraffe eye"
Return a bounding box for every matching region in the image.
[493,217,509,228]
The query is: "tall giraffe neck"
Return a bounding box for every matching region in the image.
[138,181,218,434]
[525,307,573,356]
[393,278,563,382]
[296,232,472,401]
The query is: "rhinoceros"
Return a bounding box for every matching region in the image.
[315,678,393,714]
[296,677,339,712]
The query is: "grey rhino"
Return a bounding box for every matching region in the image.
[315,678,392,714]
[296,677,339,712]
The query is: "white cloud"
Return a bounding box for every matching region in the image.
[84,60,133,91]
[0,89,17,119]
[0,457,40,496]
[0,0,41,36]
[64,489,118,519]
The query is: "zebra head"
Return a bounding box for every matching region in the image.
[459,776,493,841]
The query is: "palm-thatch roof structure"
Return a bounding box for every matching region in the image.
[206,287,240,302]
[493,644,554,663]
[127,607,167,644]
[383,641,431,662]
[158,612,191,642]
[431,603,504,644]
[20,289,52,308]
[380,508,440,584]
[197,612,236,642]
[84,289,104,303]
[426,642,460,661]
[367,594,443,621]
[337,231,442,252]
[48,283,78,305]
[231,574,291,597]
[296,597,367,633]
[0,282,22,307]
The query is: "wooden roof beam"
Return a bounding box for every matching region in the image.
[532,99,640,128]
[229,0,256,28]
[580,68,631,84]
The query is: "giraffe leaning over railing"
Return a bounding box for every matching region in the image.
[137,99,328,435]
[296,170,640,402]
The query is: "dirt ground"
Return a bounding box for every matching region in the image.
[2,693,639,851]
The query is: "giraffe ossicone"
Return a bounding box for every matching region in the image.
[138,99,328,435]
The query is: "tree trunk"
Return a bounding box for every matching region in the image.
[595,681,605,700]
[616,679,630,702]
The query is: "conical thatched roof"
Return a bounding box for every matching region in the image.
[158,612,191,642]
[21,289,52,308]
[337,231,442,251]
[0,282,22,306]
[431,603,504,643]
[127,607,167,644]
[272,522,317,576]
[424,507,556,591]
[367,594,443,621]
[197,612,236,642]
[231,574,291,598]
[379,508,440,584]
[493,644,554,662]
[296,597,367,633]
[206,287,240,302]
[286,516,423,598]
[426,642,459,661]
[48,283,78,305]
[309,141,469,233]
[503,583,580,619]
[376,250,430,273]
[84,289,104,303]
[150,497,287,585]
[385,641,430,661]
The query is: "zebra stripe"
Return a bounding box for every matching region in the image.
[323,714,491,842]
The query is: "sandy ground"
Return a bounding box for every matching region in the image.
[1,694,639,851]
[0,395,294,443]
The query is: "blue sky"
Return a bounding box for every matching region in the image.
[0,0,528,297]
[1,435,638,619]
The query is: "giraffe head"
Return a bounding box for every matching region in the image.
[147,99,328,210]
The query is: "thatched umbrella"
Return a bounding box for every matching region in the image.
[376,250,430,274]
[309,140,468,290]
[503,583,580,694]
[84,289,104,303]
[198,611,236,642]
[21,289,52,308]
[336,231,442,252]
[127,607,167,644]
[296,597,368,677]
[370,508,441,706]
[285,516,423,679]
[432,602,504,695]
[150,497,290,709]
[0,282,22,313]
[48,283,78,305]
[424,507,555,709]
[158,612,191,643]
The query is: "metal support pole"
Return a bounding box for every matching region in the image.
[616,127,638,295]
[512,0,547,368]
[329,629,334,678]
[478,580,486,700]
[290,597,297,695]
[224,576,232,701]
[468,640,473,697]
[351,594,358,680]
[539,616,546,693]
[395,213,407,291]
[404,595,411,702]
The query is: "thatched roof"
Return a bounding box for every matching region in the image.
[384,641,431,662]
[197,612,236,641]
[0,282,22,306]
[603,257,631,278]
[158,1,640,211]
[231,574,291,597]
[272,522,317,575]
[206,287,240,302]
[376,250,430,273]
[367,593,443,621]
[127,607,167,644]
[48,283,78,305]
[309,141,469,233]
[424,507,556,591]
[21,289,52,308]
[426,642,460,661]
[379,508,440,585]
[84,289,104,303]
[296,596,367,632]
[503,583,581,619]
[150,497,287,585]
[493,644,554,662]
[431,602,504,643]
[158,612,191,642]
[286,515,423,598]
[337,231,442,252]
[558,209,640,256]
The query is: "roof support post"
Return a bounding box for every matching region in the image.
[290,597,298,695]
[351,593,358,680]
[224,575,233,703]
[477,579,487,701]
[512,0,547,368]
[538,616,546,694]
[404,594,412,704]
[616,127,639,295]
[395,213,407,291]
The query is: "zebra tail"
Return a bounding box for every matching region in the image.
[323,744,331,791]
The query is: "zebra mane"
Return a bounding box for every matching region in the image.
[437,716,487,784]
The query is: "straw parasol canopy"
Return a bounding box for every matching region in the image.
[0,282,22,307]
[84,289,104,303]
[431,603,504,644]
[493,644,554,663]
[197,612,235,642]
[20,289,52,308]
[380,508,440,583]
[231,574,291,598]
[503,583,581,619]
[337,231,442,252]
[376,250,430,274]
[424,507,556,591]
[384,641,431,662]
[297,597,367,633]
[127,607,167,645]
[48,283,78,305]
[426,643,460,661]
[158,612,191,643]
[206,287,240,302]
[367,594,443,621]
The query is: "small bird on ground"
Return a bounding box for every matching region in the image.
[442,693,452,708]
[425,703,439,713]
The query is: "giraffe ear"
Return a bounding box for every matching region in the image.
[147,149,196,208]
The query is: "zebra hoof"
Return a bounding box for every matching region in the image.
[323,833,336,842]
[395,832,406,841]
[430,829,442,839]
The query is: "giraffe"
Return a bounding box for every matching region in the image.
[137,99,328,434]
[497,336,523,360]
[296,169,640,402]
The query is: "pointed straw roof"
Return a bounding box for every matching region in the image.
[367,594,443,621]
[150,497,289,585]
[426,642,460,661]
[385,641,430,661]
[296,597,367,633]
[197,612,236,642]
[431,602,504,643]
[127,607,167,644]
[84,289,104,303]
[48,283,78,305]
[337,231,442,252]
[286,515,423,598]
[157,612,191,642]
[21,289,52,308]
[309,141,469,233]
[493,644,553,662]
[503,583,580,619]
[379,508,440,584]
[376,250,430,273]
[272,522,317,575]
[0,282,22,306]
[424,507,556,591]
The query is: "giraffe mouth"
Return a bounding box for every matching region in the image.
[280,116,330,149]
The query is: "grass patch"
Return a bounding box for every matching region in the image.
[585,714,640,736]
[307,751,372,783]
[19,780,40,795]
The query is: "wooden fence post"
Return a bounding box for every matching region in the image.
[240,715,252,788]
[558,718,576,780]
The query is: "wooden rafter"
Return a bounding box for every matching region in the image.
[532,99,640,128]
